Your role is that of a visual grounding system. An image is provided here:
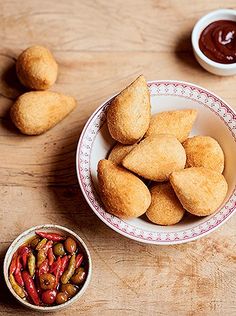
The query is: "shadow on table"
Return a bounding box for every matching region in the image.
[47,122,120,243]
[0,57,26,100]
[0,110,22,134]
[0,58,27,134]
[174,29,206,74]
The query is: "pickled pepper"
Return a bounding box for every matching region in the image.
[47,248,55,266]
[36,238,47,251]
[37,249,47,268]
[9,252,18,275]
[22,271,40,305]
[61,254,76,284]
[9,274,25,299]
[42,240,53,253]
[75,253,83,268]
[50,256,62,287]
[38,259,49,276]
[59,255,69,279]
[36,231,66,242]
[28,253,36,277]
[14,256,24,287]
[18,246,30,269]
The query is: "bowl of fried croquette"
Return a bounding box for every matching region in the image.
[4,224,92,311]
[76,77,236,245]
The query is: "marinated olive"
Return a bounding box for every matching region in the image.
[30,236,41,249]
[61,284,78,297]
[53,243,65,257]
[56,292,68,305]
[39,273,56,290]
[41,290,57,305]
[70,267,86,285]
[64,237,77,254]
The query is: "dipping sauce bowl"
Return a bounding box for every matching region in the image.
[192,9,236,76]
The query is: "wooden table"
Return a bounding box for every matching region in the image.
[1,1,236,315]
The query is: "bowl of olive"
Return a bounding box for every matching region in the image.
[3,224,92,312]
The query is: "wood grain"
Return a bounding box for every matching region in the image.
[0,1,236,315]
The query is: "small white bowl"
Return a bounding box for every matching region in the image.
[192,9,236,76]
[4,224,92,312]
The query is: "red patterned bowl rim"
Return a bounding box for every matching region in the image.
[76,80,236,245]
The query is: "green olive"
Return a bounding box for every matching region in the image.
[30,236,41,249]
[39,273,56,290]
[70,267,86,285]
[56,292,68,305]
[64,237,77,254]
[61,284,78,297]
[53,243,65,257]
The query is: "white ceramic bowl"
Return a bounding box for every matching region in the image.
[76,80,236,245]
[4,224,92,312]
[192,9,236,76]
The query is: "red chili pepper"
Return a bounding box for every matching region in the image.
[38,259,49,276]
[18,245,29,256]
[9,252,18,275]
[42,240,53,253]
[14,256,21,274]
[47,248,55,266]
[35,270,42,295]
[53,256,69,288]
[18,246,30,269]
[75,253,84,268]
[58,255,69,278]
[22,253,29,269]
[49,262,57,275]
[14,256,24,287]
[49,257,62,287]
[22,271,40,306]
[49,256,61,275]
[14,269,24,287]
[35,231,66,241]
[49,262,56,274]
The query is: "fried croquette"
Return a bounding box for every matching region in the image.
[146,183,185,225]
[108,143,137,165]
[183,136,224,173]
[10,91,76,135]
[97,159,151,219]
[145,109,197,142]
[122,134,186,181]
[107,75,151,144]
[170,167,228,216]
[16,45,58,90]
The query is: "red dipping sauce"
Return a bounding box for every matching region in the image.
[199,20,236,64]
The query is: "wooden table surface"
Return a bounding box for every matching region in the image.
[1,1,236,315]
